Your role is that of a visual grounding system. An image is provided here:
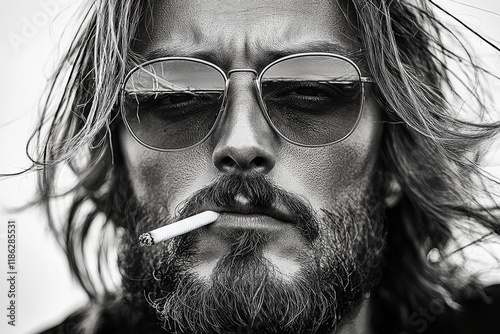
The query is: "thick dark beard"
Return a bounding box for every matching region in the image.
[117,174,387,334]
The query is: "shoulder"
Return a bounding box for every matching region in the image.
[404,284,500,334]
[433,284,500,334]
[39,308,86,334]
[37,301,164,334]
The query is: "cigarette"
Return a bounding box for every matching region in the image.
[139,210,220,247]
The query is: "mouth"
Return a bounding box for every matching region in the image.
[194,202,296,233]
[214,213,288,232]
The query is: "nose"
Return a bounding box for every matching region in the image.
[212,72,278,174]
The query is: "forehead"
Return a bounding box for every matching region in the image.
[135,0,362,69]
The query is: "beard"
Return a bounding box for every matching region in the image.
[117,173,387,334]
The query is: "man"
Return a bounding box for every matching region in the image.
[33,0,500,333]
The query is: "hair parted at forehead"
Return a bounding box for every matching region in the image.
[27,0,500,329]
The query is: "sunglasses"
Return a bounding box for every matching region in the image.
[121,52,374,151]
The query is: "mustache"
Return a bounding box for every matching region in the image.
[175,173,319,242]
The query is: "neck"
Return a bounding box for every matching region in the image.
[336,294,372,334]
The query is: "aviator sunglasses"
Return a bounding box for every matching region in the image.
[121,52,374,151]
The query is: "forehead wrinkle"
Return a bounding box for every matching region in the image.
[140,1,366,71]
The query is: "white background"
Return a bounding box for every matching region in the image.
[0,1,499,333]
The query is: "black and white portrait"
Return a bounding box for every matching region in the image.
[1,1,500,333]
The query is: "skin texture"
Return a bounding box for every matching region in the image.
[119,0,388,332]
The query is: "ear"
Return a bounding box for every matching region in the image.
[384,173,403,208]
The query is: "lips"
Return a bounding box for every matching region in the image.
[191,202,297,231]
[214,213,288,232]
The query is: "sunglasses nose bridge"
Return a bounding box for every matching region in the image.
[223,68,262,114]
[227,68,258,77]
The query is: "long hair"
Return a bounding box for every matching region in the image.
[28,0,500,328]
[349,0,500,328]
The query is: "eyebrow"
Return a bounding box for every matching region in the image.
[142,40,365,71]
[143,44,217,62]
[252,40,365,68]
[260,40,362,58]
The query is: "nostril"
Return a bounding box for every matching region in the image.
[252,156,266,167]
[221,156,236,168]
[217,155,271,172]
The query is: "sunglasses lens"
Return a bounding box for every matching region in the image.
[260,55,363,145]
[122,59,225,150]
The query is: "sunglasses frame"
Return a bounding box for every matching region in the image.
[120,52,374,152]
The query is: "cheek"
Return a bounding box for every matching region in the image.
[271,103,383,207]
[275,143,375,204]
[119,128,214,209]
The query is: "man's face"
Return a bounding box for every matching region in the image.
[118,0,387,332]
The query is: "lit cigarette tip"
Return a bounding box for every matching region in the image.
[139,210,220,247]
